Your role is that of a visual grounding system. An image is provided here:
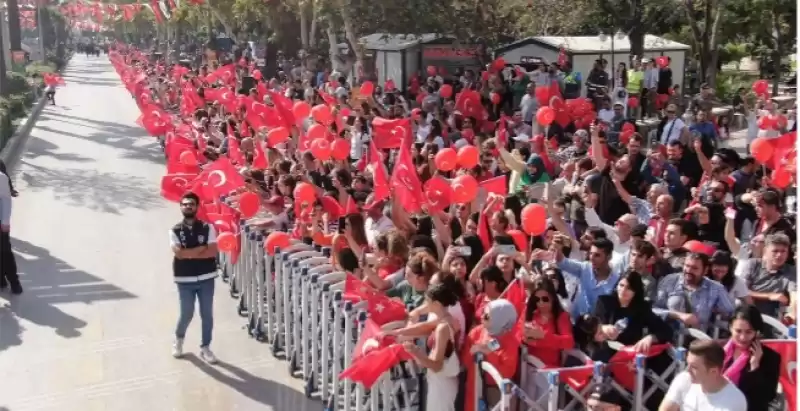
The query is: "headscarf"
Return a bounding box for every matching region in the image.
[485,299,518,337]
[520,154,551,187]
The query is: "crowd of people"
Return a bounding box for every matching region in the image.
[110,40,797,411]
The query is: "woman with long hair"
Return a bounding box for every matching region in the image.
[523,279,574,366]
[709,250,750,305]
[723,304,781,411]
[402,278,462,411]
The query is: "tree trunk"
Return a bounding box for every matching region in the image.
[683,0,725,85]
[338,0,362,82]
[6,0,21,51]
[770,9,783,96]
[299,4,309,49]
[326,21,341,73]
[308,0,318,48]
[628,26,645,63]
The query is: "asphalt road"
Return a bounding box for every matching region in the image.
[0,55,316,411]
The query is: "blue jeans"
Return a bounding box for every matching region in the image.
[175,278,215,347]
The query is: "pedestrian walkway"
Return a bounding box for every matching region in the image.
[0,55,316,411]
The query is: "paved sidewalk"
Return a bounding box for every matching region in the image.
[0,55,316,411]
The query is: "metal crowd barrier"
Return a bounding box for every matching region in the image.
[218,225,797,411]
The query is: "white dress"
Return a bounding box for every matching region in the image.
[424,322,460,411]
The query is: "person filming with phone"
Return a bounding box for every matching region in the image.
[720,304,781,411]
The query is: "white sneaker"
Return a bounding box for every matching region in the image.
[200,347,218,364]
[172,339,184,358]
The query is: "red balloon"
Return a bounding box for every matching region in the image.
[773,115,788,130]
[750,137,775,164]
[180,150,197,166]
[555,110,571,128]
[535,86,550,106]
[434,148,458,171]
[656,56,668,68]
[264,231,291,255]
[294,182,317,204]
[238,191,260,218]
[311,104,333,125]
[293,101,311,119]
[450,174,479,203]
[752,80,769,95]
[771,167,792,189]
[622,122,635,133]
[628,96,639,108]
[536,106,556,126]
[310,138,332,161]
[490,92,501,105]
[457,145,479,169]
[361,81,375,95]
[439,84,453,99]
[424,177,453,212]
[427,66,437,76]
[331,138,351,160]
[521,203,547,236]
[307,123,326,140]
[492,58,506,71]
[217,232,237,252]
[267,126,290,146]
[549,96,565,111]
[252,70,263,81]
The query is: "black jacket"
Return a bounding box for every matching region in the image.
[730,344,782,411]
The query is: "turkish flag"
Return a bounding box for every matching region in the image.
[371,117,409,149]
[161,173,197,202]
[479,175,508,196]
[198,158,246,197]
[339,315,412,389]
[343,274,407,325]
[206,64,236,85]
[390,138,425,213]
[608,344,671,392]
[265,90,296,130]
[763,340,797,411]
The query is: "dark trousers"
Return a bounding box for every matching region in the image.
[0,230,19,287]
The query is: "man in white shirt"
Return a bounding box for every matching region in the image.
[660,103,689,144]
[659,339,747,411]
[364,200,393,248]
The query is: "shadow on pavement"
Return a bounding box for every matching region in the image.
[40,112,141,134]
[186,355,316,410]
[33,122,163,165]
[24,136,95,163]
[0,238,136,351]
[17,162,162,214]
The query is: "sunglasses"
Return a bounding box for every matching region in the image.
[531,295,551,304]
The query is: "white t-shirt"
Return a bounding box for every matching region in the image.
[350,132,370,160]
[662,371,747,411]
[365,215,394,247]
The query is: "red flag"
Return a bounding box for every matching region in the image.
[390,138,425,213]
[763,340,797,411]
[206,64,236,85]
[199,158,246,197]
[343,275,407,325]
[479,175,508,196]
[161,173,197,202]
[608,344,671,392]
[371,117,409,149]
[339,342,411,388]
[344,195,359,215]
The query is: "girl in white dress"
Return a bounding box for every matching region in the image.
[402,277,462,411]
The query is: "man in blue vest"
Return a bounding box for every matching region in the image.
[170,192,219,363]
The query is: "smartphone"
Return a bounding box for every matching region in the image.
[496,244,517,255]
[486,339,501,352]
[453,246,472,257]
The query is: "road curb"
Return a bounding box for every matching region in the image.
[0,92,47,171]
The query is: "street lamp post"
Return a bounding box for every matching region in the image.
[598,30,626,88]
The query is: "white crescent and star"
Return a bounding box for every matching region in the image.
[208,170,227,188]
[362,338,380,355]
